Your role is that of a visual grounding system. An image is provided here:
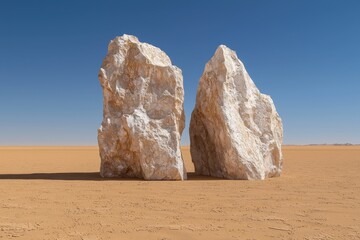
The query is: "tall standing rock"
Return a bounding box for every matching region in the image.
[98,34,186,180]
[190,45,283,180]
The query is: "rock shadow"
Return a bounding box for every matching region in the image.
[0,172,223,181]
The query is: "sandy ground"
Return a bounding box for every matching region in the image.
[0,146,359,240]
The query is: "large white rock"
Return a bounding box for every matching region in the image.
[98,34,186,180]
[190,45,283,180]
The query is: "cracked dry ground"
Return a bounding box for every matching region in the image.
[0,146,359,240]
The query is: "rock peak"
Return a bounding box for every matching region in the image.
[214,44,237,59]
[205,44,247,76]
[118,34,139,42]
[107,34,172,67]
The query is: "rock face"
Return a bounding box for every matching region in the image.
[98,34,186,180]
[190,45,283,180]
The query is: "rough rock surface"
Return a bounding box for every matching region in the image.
[98,34,186,180]
[190,45,283,180]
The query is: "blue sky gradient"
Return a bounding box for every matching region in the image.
[0,0,359,145]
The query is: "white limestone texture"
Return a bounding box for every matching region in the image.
[190,45,283,180]
[98,34,186,180]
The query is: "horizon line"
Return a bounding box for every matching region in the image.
[0,144,359,148]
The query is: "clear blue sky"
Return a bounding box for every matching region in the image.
[0,0,359,145]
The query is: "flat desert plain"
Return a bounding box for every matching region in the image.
[0,146,359,240]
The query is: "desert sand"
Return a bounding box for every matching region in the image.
[0,146,359,240]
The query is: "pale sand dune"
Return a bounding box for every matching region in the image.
[0,146,359,239]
